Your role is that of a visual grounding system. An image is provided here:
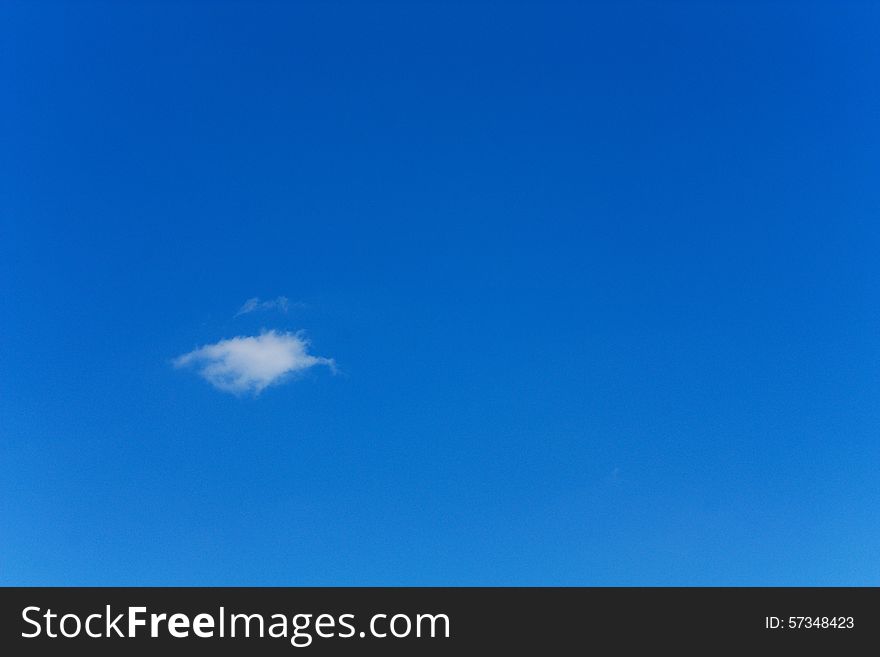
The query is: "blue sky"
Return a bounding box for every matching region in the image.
[2,1,879,585]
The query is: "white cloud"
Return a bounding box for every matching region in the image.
[235,296,294,317]
[174,330,334,395]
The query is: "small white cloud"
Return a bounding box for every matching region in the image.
[174,330,334,395]
[235,296,294,317]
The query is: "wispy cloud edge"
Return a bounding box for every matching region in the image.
[235,296,294,317]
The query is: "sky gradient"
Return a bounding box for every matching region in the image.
[2,1,879,585]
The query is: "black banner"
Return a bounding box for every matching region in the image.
[0,587,876,654]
